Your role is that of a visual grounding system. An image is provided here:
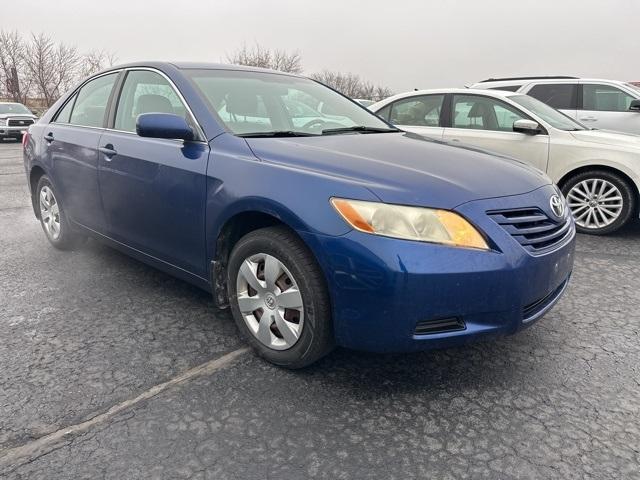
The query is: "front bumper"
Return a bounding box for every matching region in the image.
[0,126,28,138]
[300,185,576,353]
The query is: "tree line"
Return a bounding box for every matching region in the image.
[0,34,392,111]
[0,30,116,109]
[226,44,393,101]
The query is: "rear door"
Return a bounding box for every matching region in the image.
[97,69,210,277]
[578,82,640,134]
[44,72,119,232]
[376,94,445,140]
[442,94,550,173]
[525,83,579,121]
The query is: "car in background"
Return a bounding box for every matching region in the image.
[371,88,640,234]
[0,102,38,142]
[470,76,640,135]
[23,62,574,367]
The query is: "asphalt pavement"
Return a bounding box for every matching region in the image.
[1,140,639,479]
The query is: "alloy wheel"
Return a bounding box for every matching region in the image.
[235,253,304,350]
[566,179,623,230]
[39,186,61,240]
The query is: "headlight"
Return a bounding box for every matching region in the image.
[0,119,6,126]
[331,198,489,250]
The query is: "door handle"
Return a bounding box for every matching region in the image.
[98,144,117,160]
[580,116,597,122]
[44,133,54,143]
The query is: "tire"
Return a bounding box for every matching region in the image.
[35,175,85,250]
[227,226,334,368]
[561,170,636,235]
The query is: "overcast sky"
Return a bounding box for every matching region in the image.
[4,0,639,92]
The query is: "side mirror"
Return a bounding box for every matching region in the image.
[629,99,640,112]
[136,113,194,141]
[513,119,542,135]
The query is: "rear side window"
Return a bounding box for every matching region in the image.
[582,84,635,112]
[389,95,444,126]
[69,73,118,128]
[114,70,191,133]
[527,83,577,110]
[53,95,76,123]
[488,85,522,92]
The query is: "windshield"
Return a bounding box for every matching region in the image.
[185,69,393,136]
[0,103,32,115]
[510,95,586,131]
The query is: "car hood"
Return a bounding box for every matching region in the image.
[245,132,551,209]
[0,113,36,120]
[570,129,640,148]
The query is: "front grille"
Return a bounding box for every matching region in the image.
[8,118,34,127]
[488,207,572,254]
[414,317,465,335]
[523,278,568,322]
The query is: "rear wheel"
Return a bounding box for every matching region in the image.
[561,170,636,235]
[36,175,85,250]
[227,226,334,368]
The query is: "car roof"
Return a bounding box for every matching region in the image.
[475,77,629,86]
[104,61,303,78]
[371,88,518,108]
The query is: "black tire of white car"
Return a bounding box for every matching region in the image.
[561,170,636,235]
[36,175,85,250]
[227,226,334,368]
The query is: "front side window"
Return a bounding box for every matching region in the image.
[583,84,635,112]
[389,95,444,127]
[69,73,118,128]
[452,95,527,132]
[510,95,585,131]
[185,69,392,136]
[115,70,191,133]
[528,83,577,110]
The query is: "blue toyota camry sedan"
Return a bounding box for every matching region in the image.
[23,62,575,367]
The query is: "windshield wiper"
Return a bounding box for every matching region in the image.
[321,125,400,135]
[238,130,319,138]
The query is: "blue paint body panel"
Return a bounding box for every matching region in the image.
[24,62,575,353]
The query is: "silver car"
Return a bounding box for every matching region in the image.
[471,76,640,136]
[0,102,37,142]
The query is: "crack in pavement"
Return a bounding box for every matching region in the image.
[0,347,249,469]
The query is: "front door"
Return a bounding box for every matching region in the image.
[98,69,210,276]
[579,83,640,135]
[443,94,550,173]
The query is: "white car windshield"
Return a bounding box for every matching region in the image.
[0,103,32,115]
[185,69,395,137]
[510,95,586,131]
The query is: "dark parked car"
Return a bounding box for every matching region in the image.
[23,63,575,367]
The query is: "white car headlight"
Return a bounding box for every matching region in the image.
[0,119,7,126]
[331,198,489,250]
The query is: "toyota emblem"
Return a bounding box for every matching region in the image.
[550,194,565,218]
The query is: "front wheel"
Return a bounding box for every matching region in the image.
[227,226,334,368]
[561,170,636,235]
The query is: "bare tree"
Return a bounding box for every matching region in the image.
[0,30,31,103]
[79,49,118,78]
[310,70,392,101]
[24,33,80,107]
[226,43,303,74]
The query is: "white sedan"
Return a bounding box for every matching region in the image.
[371,89,640,234]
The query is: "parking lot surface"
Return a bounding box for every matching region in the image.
[1,141,639,479]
